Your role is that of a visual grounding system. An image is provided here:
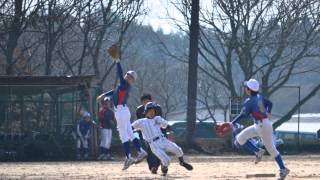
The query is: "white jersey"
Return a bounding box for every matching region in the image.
[132,116,168,143]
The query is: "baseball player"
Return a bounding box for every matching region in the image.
[97,61,147,170]
[231,79,290,180]
[136,93,165,174]
[72,112,93,160]
[132,102,193,176]
[97,96,115,160]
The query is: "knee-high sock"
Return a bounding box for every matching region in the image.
[123,141,131,158]
[84,148,89,155]
[100,147,106,154]
[275,154,286,169]
[243,140,259,153]
[76,148,81,156]
[132,138,142,152]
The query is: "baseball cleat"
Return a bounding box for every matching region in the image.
[97,154,105,160]
[161,166,168,176]
[135,150,147,164]
[255,148,265,164]
[122,157,135,170]
[103,154,113,160]
[76,154,81,160]
[83,153,90,160]
[278,168,290,180]
[180,161,193,171]
[150,167,158,174]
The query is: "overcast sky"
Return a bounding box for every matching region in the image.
[140,0,183,34]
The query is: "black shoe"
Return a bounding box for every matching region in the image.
[150,167,158,174]
[161,166,168,176]
[180,161,193,171]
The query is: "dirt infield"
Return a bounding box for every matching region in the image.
[0,155,319,179]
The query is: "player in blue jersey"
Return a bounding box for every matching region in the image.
[97,61,147,170]
[73,112,93,160]
[231,79,290,179]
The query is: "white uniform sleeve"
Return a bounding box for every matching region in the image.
[132,119,143,130]
[155,116,168,128]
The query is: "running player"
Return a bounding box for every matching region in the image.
[232,79,290,180]
[132,102,193,176]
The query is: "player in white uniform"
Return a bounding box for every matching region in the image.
[232,79,290,180]
[132,102,193,176]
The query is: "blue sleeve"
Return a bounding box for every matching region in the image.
[231,112,246,125]
[116,63,126,86]
[263,97,273,113]
[231,100,251,125]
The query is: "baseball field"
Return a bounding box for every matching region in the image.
[0,155,319,179]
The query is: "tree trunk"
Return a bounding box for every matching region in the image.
[5,0,23,75]
[186,0,200,148]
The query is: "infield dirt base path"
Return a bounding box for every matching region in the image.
[0,155,319,179]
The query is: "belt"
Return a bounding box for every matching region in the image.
[254,118,268,124]
[114,104,127,109]
[149,135,164,143]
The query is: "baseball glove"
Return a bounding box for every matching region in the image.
[107,44,120,62]
[215,122,233,137]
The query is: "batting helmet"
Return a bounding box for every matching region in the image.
[144,102,157,114]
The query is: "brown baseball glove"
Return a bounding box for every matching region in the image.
[215,122,233,137]
[107,44,120,62]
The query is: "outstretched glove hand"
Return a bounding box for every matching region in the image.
[107,44,120,62]
[215,122,233,137]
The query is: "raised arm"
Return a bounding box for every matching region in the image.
[97,90,114,101]
[116,62,126,86]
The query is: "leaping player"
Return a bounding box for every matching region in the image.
[97,60,147,170]
[231,79,290,180]
[132,102,193,176]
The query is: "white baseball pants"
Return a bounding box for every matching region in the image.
[114,105,136,143]
[100,128,112,149]
[150,137,183,167]
[236,118,279,158]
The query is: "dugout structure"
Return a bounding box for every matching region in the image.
[0,75,96,161]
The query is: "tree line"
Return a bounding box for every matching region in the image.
[0,0,319,146]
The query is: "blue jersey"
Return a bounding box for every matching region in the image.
[76,119,92,137]
[232,94,272,125]
[102,63,130,106]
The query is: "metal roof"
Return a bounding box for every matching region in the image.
[0,75,95,86]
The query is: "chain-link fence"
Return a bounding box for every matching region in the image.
[0,76,94,161]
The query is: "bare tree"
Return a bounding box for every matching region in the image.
[66,0,146,93]
[171,0,320,129]
[0,0,43,75]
